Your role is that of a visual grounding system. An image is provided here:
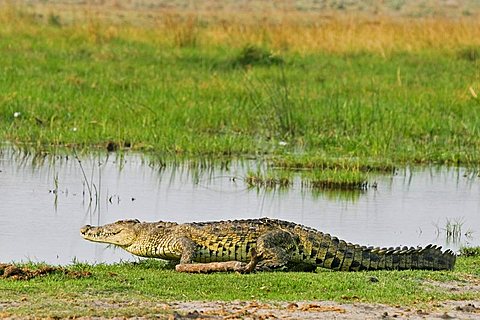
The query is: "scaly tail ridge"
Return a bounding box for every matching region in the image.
[315,235,456,271]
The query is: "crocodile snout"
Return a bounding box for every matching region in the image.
[80,225,92,235]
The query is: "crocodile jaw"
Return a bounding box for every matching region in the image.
[80,220,140,247]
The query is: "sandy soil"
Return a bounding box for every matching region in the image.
[166,300,480,319]
[1,299,480,319]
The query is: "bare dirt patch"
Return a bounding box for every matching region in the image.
[425,280,480,294]
[423,274,480,297]
[168,300,480,319]
[61,300,480,319]
[1,297,479,319]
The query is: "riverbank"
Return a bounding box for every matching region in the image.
[0,255,479,318]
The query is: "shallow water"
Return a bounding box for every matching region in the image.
[0,148,478,265]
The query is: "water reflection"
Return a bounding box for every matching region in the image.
[0,147,478,265]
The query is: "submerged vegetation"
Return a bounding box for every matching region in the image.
[245,169,370,191]
[433,218,474,244]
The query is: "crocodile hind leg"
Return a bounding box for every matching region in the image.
[177,237,198,265]
[255,230,309,271]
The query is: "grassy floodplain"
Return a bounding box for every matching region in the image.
[1,3,480,175]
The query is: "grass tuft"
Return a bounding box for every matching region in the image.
[245,171,293,189]
[233,45,284,67]
[459,246,480,257]
[244,168,370,191]
[456,46,480,61]
[164,14,200,48]
[302,170,370,191]
[271,156,396,173]
[433,218,473,244]
[47,12,62,27]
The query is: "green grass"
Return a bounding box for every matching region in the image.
[302,169,370,190]
[244,169,369,190]
[460,246,480,257]
[1,15,480,170]
[271,155,397,173]
[0,256,478,318]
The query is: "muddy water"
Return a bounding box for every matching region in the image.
[0,148,478,265]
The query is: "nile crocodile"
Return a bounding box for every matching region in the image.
[80,218,456,272]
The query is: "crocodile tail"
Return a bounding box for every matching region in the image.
[355,244,456,271]
[315,235,456,271]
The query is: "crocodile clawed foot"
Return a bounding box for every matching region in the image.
[256,265,288,272]
[255,258,289,272]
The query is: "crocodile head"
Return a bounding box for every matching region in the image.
[80,219,141,247]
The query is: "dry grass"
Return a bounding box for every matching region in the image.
[204,17,480,54]
[2,1,480,55]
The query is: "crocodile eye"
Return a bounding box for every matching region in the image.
[118,219,140,224]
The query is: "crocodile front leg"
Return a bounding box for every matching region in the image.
[174,236,261,273]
